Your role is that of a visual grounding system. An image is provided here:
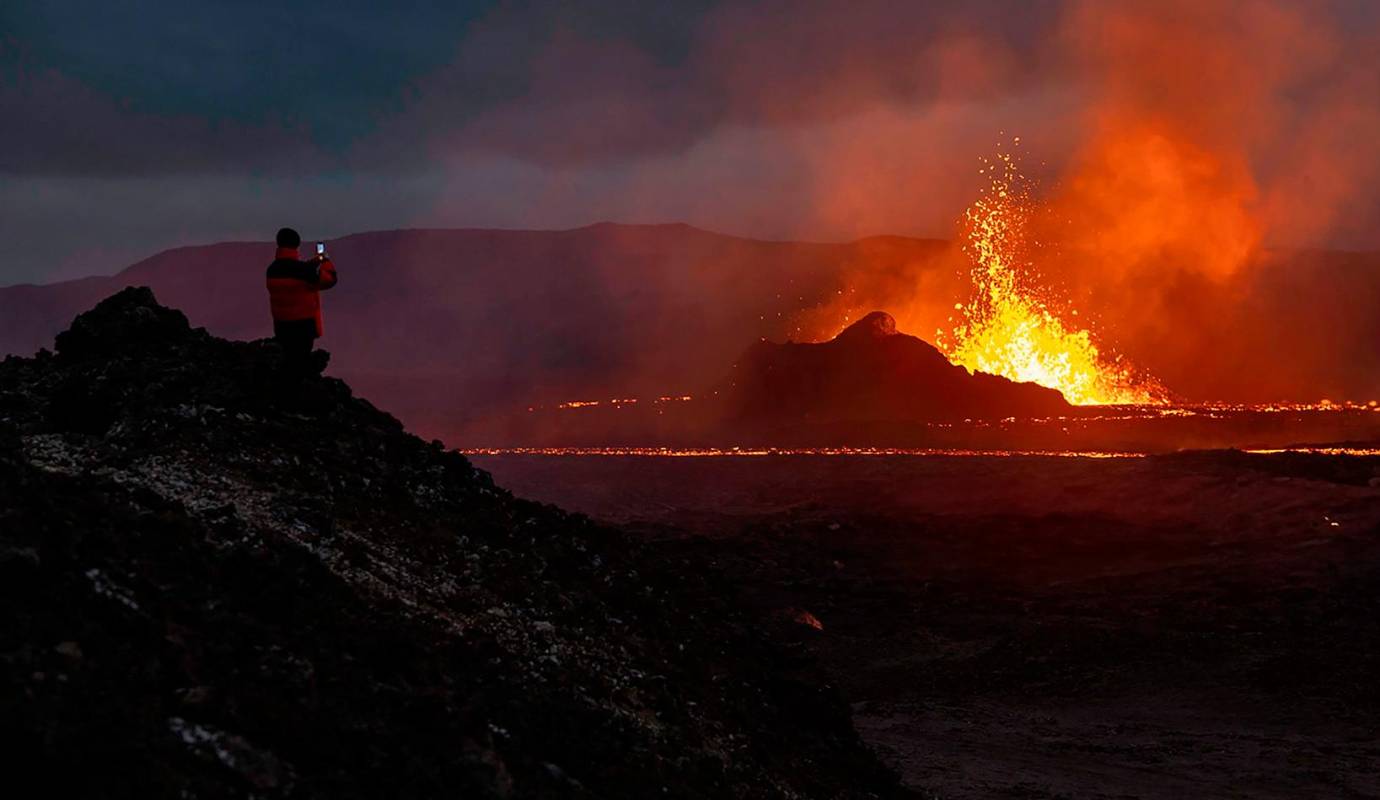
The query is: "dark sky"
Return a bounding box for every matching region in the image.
[2,0,1377,285]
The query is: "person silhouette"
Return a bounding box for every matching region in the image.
[265,227,338,372]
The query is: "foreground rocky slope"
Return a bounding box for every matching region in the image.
[480,452,1380,798]
[0,288,902,799]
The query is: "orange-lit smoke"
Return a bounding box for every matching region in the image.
[408,1,1380,409]
[796,0,1380,403]
[1033,0,1297,292]
[1028,0,1380,401]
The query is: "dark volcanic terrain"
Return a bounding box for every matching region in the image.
[478,452,1380,799]
[0,289,902,799]
[7,287,1380,799]
[492,310,1082,448]
[478,309,1380,451]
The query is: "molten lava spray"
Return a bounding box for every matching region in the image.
[938,147,1166,405]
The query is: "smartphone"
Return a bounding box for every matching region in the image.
[316,242,326,256]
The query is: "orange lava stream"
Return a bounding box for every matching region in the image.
[461,447,1147,458]
[938,149,1166,406]
[463,444,1380,458]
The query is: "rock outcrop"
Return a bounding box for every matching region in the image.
[0,288,902,799]
[720,311,1071,425]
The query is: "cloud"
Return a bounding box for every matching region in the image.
[0,172,445,283]
[3,0,1380,288]
[397,0,1057,168]
[0,65,333,176]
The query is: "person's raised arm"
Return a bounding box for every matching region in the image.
[316,256,338,290]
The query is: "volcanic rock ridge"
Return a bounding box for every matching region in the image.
[0,287,903,799]
[719,311,1071,425]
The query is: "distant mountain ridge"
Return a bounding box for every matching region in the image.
[3,224,1378,443]
[0,224,951,443]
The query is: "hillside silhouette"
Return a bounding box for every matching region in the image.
[0,288,903,799]
[720,311,1069,424]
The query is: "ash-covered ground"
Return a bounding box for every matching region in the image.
[478,452,1380,799]
[0,289,903,799]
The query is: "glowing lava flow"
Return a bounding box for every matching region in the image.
[938,149,1166,405]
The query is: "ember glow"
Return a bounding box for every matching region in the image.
[544,396,693,412]
[938,148,1167,406]
[461,447,1147,458]
[1244,447,1380,457]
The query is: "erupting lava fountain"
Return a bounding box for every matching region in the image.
[938,147,1168,406]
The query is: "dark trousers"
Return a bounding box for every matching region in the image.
[273,319,317,374]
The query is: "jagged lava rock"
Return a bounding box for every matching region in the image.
[54,286,195,360]
[0,288,903,799]
[721,310,1071,424]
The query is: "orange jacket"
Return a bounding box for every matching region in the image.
[266,246,338,337]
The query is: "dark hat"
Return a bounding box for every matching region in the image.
[275,227,301,248]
